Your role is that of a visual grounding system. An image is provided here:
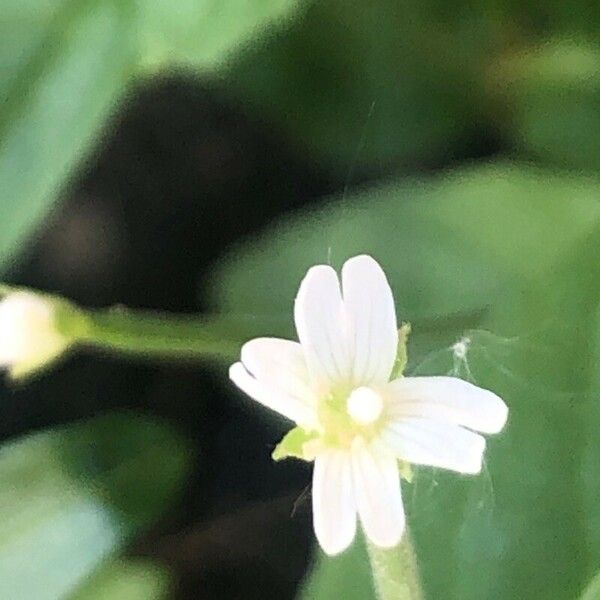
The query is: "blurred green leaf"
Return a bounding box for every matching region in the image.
[421,225,600,599]
[134,0,303,71]
[225,0,500,170]
[210,163,600,324]
[0,412,191,600]
[490,39,600,171]
[70,559,171,600]
[212,163,600,599]
[0,0,134,268]
[225,2,600,171]
[0,0,310,268]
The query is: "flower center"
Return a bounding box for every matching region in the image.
[346,386,384,425]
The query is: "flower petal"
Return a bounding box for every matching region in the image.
[229,362,318,428]
[294,265,351,392]
[312,450,357,555]
[341,255,398,386]
[241,337,315,404]
[386,376,508,434]
[382,418,486,474]
[351,438,405,548]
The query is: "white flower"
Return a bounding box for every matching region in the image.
[0,291,70,379]
[229,255,508,556]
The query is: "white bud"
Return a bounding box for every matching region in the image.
[0,292,70,379]
[346,387,384,425]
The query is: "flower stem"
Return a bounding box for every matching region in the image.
[366,530,424,600]
[79,307,287,362]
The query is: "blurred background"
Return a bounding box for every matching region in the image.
[3,1,600,599]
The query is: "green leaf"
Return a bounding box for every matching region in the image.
[225,0,499,169]
[210,163,600,325]
[0,412,191,600]
[425,227,600,600]
[134,0,303,71]
[490,39,600,171]
[390,323,412,380]
[69,559,171,600]
[0,0,135,268]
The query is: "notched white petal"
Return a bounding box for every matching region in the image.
[312,451,357,555]
[386,376,508,434]
[294,264,351,391]
[382,418,486,474]
[351,438,405,548]
[240,337,315,405]
[229,362,317,428]
[341,255,398,386]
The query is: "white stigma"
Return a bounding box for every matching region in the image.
[346,387,384,425]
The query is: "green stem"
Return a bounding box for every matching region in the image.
[366,530,424,600]
[79,307,289,362]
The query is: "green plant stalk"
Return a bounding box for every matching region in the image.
[366,529,424,600]
[79,308,289,362]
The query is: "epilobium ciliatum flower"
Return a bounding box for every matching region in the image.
[0,291,78,379]
[229,255,508,555]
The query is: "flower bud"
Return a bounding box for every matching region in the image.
[0,292,72,379]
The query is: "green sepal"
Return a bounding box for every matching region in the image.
[0,283,24,297]
[390,322,412,380]
[52,297,93,341]
[272,427,319,462]
[4,292,91,382]
[398,460,414,482]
